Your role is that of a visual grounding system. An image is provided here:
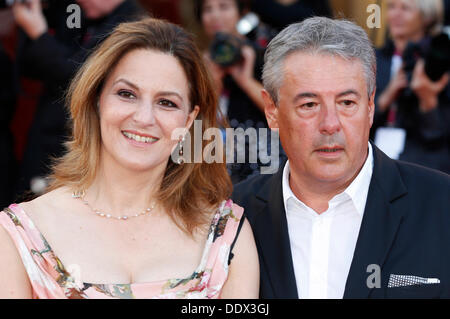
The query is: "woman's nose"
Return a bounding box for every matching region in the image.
[132,101,156,126]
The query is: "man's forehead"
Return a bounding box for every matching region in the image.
[280,51,367,94]
[282,51,364,73]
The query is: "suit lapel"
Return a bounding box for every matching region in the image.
[254,161,299,298]
[343,144,408,298]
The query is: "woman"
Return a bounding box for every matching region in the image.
[372,0,450,173]
[0,18,259,299]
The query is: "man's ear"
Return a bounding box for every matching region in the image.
[262,89,279,129]
[368,89,376,128]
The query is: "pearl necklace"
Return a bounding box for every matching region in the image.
[72,190,155,221]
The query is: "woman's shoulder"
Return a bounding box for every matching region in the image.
[12,186,73,223]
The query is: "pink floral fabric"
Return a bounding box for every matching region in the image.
[0,199,244,299]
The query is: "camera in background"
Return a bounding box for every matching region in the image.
[209,12,259,68]
[402,27,450,86]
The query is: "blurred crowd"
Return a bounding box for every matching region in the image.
[1,0,449,208]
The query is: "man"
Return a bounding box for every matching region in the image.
[232,17,450,298]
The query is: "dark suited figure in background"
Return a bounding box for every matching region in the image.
[250,0,332,32]
[444,0,450,25]
[0,43,17,209]
[233,17,450,298]
[12,0,141,198]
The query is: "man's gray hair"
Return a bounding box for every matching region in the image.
[262,17,377,104]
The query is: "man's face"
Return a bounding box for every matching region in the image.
[264,52,375,186]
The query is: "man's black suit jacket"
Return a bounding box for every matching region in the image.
[232,144,450,298]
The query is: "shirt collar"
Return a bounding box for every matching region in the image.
[282,142,374,217]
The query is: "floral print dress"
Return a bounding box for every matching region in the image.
[0,199,244,299]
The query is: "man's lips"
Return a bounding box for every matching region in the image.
[315,146,345,153]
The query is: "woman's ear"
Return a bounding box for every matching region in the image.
[186,105,200,130]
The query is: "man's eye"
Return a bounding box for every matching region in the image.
[301,102,317,109]
[158,99,178,108]
[117,90,136,99]
[340,100,356,107]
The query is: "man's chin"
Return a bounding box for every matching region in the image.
[309,164,350,184]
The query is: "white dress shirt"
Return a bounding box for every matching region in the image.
[282,143,374,299]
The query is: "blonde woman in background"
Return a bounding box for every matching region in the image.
[372,0,450,173]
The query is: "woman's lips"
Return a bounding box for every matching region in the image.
[122,130,159,146]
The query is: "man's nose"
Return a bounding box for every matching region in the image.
[318,103,341,135]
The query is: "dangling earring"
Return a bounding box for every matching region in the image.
[177,135,185,165]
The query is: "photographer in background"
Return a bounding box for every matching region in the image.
[12,0,141,198]
[197,0,266,115]
[373,0,450,173]
[196,0,280,183]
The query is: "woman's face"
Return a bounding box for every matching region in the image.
[98,49,199,172]
[387,0,425,40]
[201,0,241,38]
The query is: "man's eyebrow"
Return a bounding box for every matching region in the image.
[292,90,362,103]
[292,92,318,103]
[337,90,361,99]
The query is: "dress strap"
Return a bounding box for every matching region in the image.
[197,199,245,298]
[0,205,67,298]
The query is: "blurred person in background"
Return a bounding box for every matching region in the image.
[12,0,142,199]
[372,0,450,173]
[196,0,283,183]
[250,0,332,32]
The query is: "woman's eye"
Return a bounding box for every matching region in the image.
[158,99,178,108]
[117,90,136,99]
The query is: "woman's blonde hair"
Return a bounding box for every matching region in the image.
[48,17,232,236]
[412,0,444,35]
